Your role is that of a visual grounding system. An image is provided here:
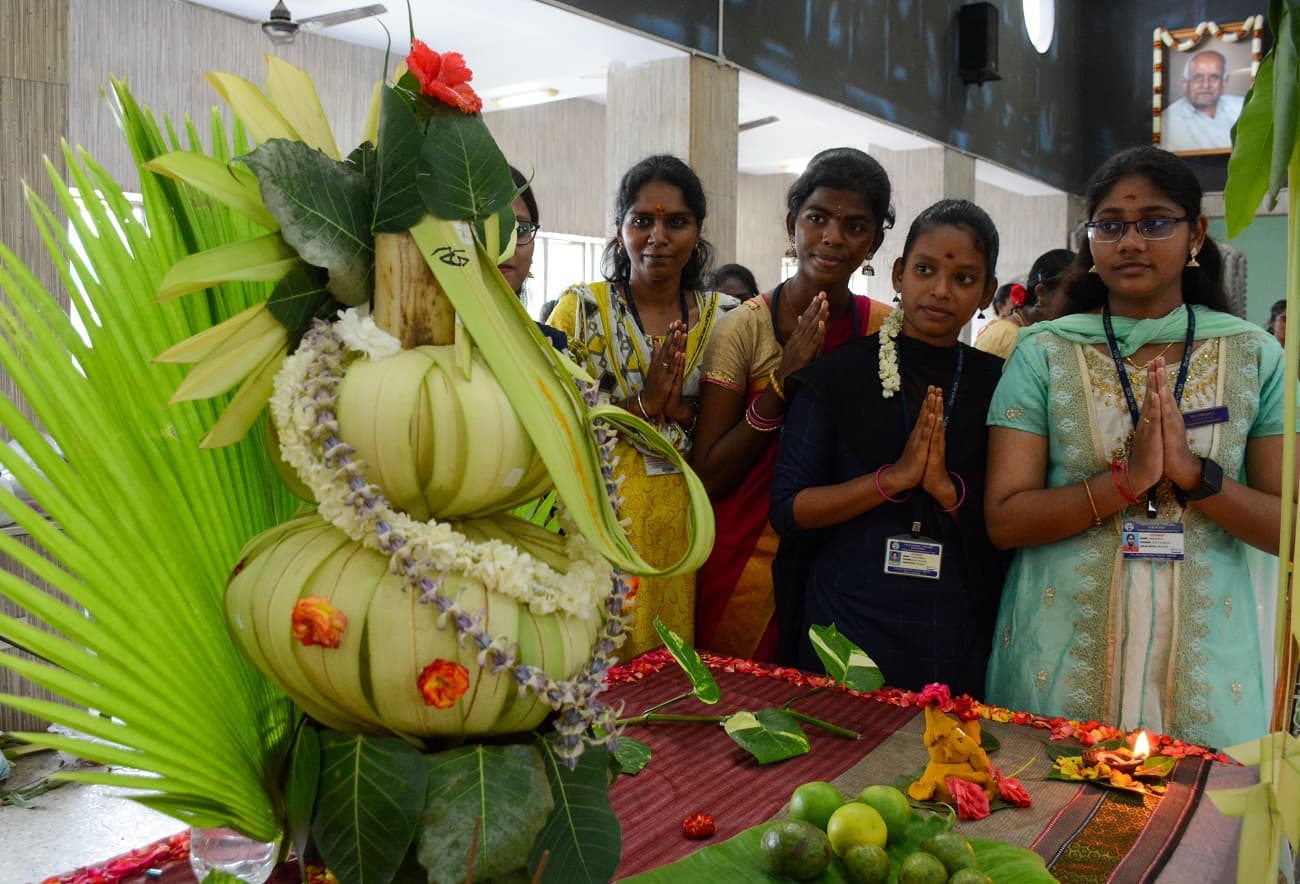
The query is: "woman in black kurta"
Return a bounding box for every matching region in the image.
[770,200,1009,696]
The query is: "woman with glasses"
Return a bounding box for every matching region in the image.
[983,146,1289,748]
[546,155,727,653]
[501,166,566,350]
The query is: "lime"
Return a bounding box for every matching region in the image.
[949,870,994,884]
[898,850,949,884]
[920,832,979,875]
[842,842,891,884]
[857,784,913,844]
[789,781,845,831]
[826,802,888,856]
[759,819,833,881]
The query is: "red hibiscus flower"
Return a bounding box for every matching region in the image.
[918,682,952,707]
[418,659,470,708]
[406,40,482,113]
[291,596,348,648]
[682,813,715,839]
[994,769,1032,807]
[946,776,991,820]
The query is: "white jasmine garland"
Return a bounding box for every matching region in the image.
[879,307,904,398]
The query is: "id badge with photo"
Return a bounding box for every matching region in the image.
[1119,520,1185,561]
[884,531,942,580]
[642,453,683,476]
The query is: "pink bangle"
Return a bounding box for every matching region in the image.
[874,464,911,503]
[943,471,966,513]
[744,398,784,432]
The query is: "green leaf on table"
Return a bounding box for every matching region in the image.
[282,721,319,876]
[418,743,553,883]
[1137,754,1176,778]
[372,85,426,233]
[724,709,810,764]
[654,617,720,704]
[240,138,374,305]
[265,263,334,343]
[966,838,1055,882]
[200,872,244,884]
[529,740,622,883]
[891,768,1018,814]
[808,623,885,693]
[415,109,516,221]
[1225,52,1277,237]
[313,731,428,884]
[613,735,652,776]
[981,730,1001,754]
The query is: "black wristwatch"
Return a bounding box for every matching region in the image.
[1183,457,1224,502]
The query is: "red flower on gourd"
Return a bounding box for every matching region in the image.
[406,40,482,113]
[418,659,470,708]
[994,768,1032,807]
[945,776,991,820]
[291,596,348,649]
[682,813,715,839]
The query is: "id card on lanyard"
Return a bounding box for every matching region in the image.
[1103,305,1194,560]
[882,346,963,580]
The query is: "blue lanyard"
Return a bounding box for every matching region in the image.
[1102,305,1196,518]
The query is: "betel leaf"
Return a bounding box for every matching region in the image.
[529,740,622,883]
[417,743,553,884]
[415,108,516,222]
[724,709,811,764]
[313,731,428,884]
[1226,52,1277,237]
[372,85,427,233]
[266,263,335,345]
[240,138,374,306]
[613,735,652,776]
[282,721,320,877]
[653,617,720,704]
[808,623,885,693]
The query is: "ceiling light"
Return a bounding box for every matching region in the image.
[781,157,812,175]
[491,89,560,110]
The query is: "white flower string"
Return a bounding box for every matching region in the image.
[271,320,631,765]
[878,308,904,398]
[333,307,401,361]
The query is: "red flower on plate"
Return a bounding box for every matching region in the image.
[407,40,482,113]
[946,776,991,820]
[291,596,348,648]
[918,682,952,707]
[418,659,470,708]
[994,768,1033,807]
[682,813,716,839]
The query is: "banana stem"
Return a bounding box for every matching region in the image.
[373,231,456,347]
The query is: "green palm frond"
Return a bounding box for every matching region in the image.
[0,84,299,841]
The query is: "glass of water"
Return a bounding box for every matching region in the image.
[188,826,278,883]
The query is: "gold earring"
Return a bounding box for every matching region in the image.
[785,236,796,259]
[1088,264,1098,274]
[1186,248,1200,268]
[862,254,875,276]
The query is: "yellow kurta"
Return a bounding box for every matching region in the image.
[547,281,722,657]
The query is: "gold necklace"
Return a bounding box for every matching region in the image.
[1124,341,1175,371]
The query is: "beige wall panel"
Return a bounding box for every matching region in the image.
[605,57,690,213]
[869,146,945,301]
[688,57,737,266]
[736,171,793,291]
[69,0,386,190]
[0,0,68,83]
[484,98,607,239]
[974,181,1072,284]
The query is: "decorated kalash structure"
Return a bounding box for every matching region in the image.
[0,16,1297,884]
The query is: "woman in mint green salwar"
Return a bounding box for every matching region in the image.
[983,148,1291,749]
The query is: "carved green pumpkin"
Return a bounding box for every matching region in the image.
[335,347,553,521]
[224,512,602,739]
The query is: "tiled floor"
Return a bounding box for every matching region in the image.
[0,755,184,884]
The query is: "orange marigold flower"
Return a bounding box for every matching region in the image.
[406,40,482,113]
[418,659,470,708]
[291,596,347,649]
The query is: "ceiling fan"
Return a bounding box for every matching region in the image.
[257,2,387,45]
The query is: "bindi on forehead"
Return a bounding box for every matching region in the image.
[944,251,956,260]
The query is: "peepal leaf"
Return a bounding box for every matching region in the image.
[240,138,374,305]
[283,722,319,877]
[313,732,428,884]
[808,623,885,692]
[266,263,334,344]
[529,740,622,883]
[724,709,810,764]
[415,109,516,221]
[418,743,553,883]
[1225,53,1277,237]
[654,617,720,704]
[372,86,426,233]
[613,736,652,776]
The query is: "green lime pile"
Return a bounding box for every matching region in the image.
[764,780,995,884]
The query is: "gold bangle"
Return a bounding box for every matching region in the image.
[1082,477,1102,527]
[768,370,785,400]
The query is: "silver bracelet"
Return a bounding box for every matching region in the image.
[635,390,648,418]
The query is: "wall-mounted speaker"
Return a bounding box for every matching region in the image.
[958,2,1002,85]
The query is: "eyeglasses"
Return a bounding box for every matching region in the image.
[1085,217,1189,243]
[515,221,541,246]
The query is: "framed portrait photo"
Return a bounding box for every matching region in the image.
[1152,16,1264,156]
